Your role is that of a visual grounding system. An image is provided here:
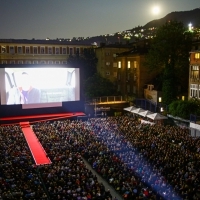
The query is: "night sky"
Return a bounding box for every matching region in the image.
[0,0,199,39]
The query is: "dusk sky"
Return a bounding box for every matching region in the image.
[0,0,199,39]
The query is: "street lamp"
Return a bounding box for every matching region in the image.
[188,23,192,31]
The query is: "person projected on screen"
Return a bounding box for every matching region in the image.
[7,72,41,104]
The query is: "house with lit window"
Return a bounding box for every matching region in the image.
[114,41,159,99]
[0,39,93,65]
[189,50,200,99]
[95,43,130,83]
[189,48,200,136]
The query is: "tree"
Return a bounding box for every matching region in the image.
[146,20,193,105]
[67,48,98,81]
[168,99,200,120]
[84,73,118,99]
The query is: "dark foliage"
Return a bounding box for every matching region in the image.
[169,99,200,119]
[84,73,118,99]
[145,20,193,105]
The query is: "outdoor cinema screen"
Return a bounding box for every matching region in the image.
[0,67,80,107]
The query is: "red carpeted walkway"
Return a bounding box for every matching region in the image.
[20,122,51,165]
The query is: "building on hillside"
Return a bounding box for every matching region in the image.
[189,50,200,99]
[95,43,131,83]
[0,39,94,64]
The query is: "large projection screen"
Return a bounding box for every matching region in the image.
[0,67,80,109]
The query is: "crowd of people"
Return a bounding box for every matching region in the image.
[32,121,113,200]
[1,114,200,200]
[0,125,48,199]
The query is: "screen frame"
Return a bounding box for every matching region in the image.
[0,64,84,118]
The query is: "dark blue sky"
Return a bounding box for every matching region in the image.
[0,0,199,39]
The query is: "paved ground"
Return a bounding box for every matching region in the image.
[82,157,123,200]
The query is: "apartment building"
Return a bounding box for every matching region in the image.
[115,43,161,99]
[95,43,130,83]
[189,50,200,99]
[0,39,93,65]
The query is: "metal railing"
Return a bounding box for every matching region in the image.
[86,96,127,104]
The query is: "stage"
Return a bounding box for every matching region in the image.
[0,112,86,125]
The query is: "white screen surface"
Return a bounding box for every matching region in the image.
[0,67,80,106]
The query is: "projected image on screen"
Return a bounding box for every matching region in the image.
[3,68,79,105]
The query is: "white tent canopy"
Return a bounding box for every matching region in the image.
[131,108,146,114]
[146,113,168,120]
[123,106,137,112]
[137,110,154,117]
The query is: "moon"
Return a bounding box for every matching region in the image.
[152,5,160,15]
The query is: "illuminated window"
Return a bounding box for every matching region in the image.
[190,84,198,97]
[1,46,6,53]
[182,96,185,101]
[106,62,110,66]
[127,61,131,68]
[158,97,162,102]
[195,53,200,59]
[118,61,121,68]
[134,61,138,68]
[192,66,199,70]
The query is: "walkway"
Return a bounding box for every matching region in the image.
[82,157,123,200]
[20,122,51,165]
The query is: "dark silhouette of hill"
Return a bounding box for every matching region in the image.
[144,8,200,29]
[72,8,200,45]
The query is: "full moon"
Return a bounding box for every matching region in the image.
[152,6,160,15]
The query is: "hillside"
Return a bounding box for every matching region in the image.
[143,8,200,29]
[71,8,200,45]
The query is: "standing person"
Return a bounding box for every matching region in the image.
[7,72,41,104]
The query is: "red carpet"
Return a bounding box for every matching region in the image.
[20,122,51,165]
